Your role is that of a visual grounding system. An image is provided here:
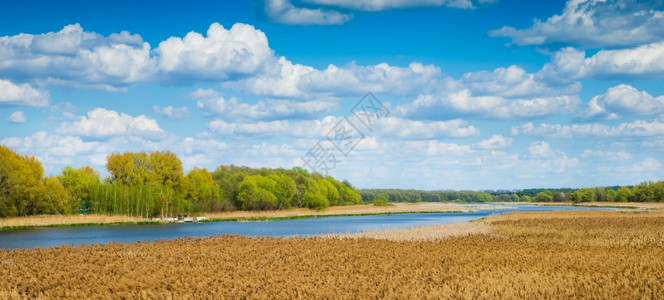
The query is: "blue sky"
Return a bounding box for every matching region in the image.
[1,0,664,190]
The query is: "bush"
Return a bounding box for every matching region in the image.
[372,198,391,206]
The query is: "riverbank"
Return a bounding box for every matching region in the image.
[2,209,662,298]
[514,201,664,211]
[0,214,154,231]
[2,202,660,230]
[0,202,475,230]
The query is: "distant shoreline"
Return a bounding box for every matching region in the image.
[0,203,473,231]
[1,202,658,231]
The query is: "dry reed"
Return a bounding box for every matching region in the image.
[0,214,147,229]
[334,221,491,241]
[202,202,474,220]
[1,209,662,298]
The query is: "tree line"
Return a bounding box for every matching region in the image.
[0,146,361,218]
[361,183,664,204]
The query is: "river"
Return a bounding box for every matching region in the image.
[0,204,611,249]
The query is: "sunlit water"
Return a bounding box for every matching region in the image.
[0,204,612,249]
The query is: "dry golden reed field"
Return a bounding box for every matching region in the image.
[1,208,663,299]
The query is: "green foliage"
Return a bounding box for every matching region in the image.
[106,151,183,188]
[372,194,390,206]
[185,168,225,212]
[360,189,494,203]
[44,176,71,214]
[58,166,99,212]
[0,145,62,217]
[535,190,554,202]
[212,166,356,211]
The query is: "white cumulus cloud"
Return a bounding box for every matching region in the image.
[0,79,50,107]
[0,24,153,90]
[579,84,664,120]
[56,108,166,140]
[152,105,190,120]
[155,23,274,82]
[490,0,664,48]
[226,59,442,98]
[302,0,474,11]
[374,117,480,139]
[580,149,632,160]
[541,43,664,81]
[264,0,353,25]
[192,89,337,120]
[511,117,664,138]
[6,111,26,123]
[397,90,579,120]
[477,134,513,149]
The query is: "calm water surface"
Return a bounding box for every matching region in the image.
[0,204,611,249]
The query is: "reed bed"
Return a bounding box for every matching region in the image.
[202,202,473,220]
[1,210,662,299]
[335,221,491,241]
[0,214,148,229]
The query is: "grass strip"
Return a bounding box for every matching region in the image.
[0,221,163,231]
[201,210,466,223]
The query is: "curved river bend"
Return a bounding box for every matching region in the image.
[0,204,610,249]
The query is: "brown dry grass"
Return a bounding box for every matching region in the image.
[575,201,664,209]
[202,202,473,219]
[335,221,491,241]
[0,214,147,229]
[1,209,663,299]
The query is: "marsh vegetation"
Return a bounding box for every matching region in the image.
[2,209,662,298]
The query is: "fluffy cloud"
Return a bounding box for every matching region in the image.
[580,84,664,120]
[632,157,662,172]
[394,65,581,120]
[302,0,474,11]
[580,149,632,160]
[6,111,25,123]
[207,115,479,139]
[518,141,579,174]
[56,108,166,140]
[263,0,353,25]
[0,24,152,90]
[155,23,273,82]
[374,117,480,139]
[461,65,580,98]
[542,43,664,80]
[490,0,664,48]
[477,134,513,149]
[192,89,337,120]
[152,105,190,120]
[262,0,478,25]
[207,117,337,139]
[511,117,664,138]
[0,23,275,89]
[1,131,106,172]
[226,59,442,98]
[397,90,579,120]
[0,79,50,107]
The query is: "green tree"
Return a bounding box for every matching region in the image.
[535,190,554,202]
[0,145,48,217]
[236,175,278,210]
[58,166,99,212]
[44,176,71,214]
[185,168,223,212]
[616,186,632,202]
